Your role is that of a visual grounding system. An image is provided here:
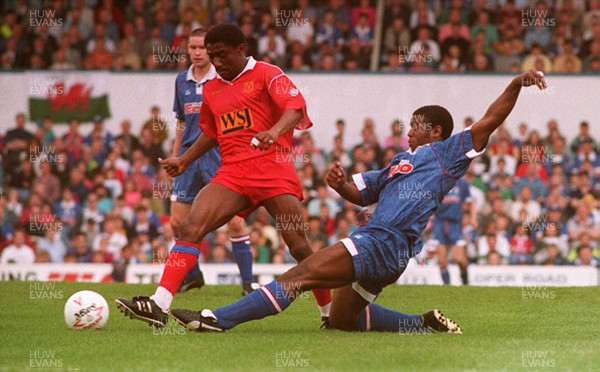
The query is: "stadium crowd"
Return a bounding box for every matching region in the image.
[0,109,599,269]
[1,0,600,73]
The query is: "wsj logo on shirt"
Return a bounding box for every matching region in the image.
[220,108,254,134]
[185,102,202,114]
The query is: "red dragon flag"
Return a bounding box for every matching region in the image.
[28,73,111,123]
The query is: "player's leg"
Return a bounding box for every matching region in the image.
[261,194,333,319]
[171,242,353,332]
[437,244,450,284]
[328,285,461,333]
[227,216,257,295]
[171,240,462,334]
[452,245,469,285]
[116,183,252,326]
[171,201,204,292]
[168,156,213,293]
[154,183,251,306]
[434,219,451,284]
[449,220,469,285]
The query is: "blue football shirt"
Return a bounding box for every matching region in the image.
[173,65,220,150]
[351,127,484,255]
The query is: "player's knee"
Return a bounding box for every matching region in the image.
[284,234,312,261]
[178,219,207,242]
[281,259,316,286]
[170,219,181,237]
[227,216,246,236]
[453,248,466,262]
[329,311,359,331]
[288,245,312,261]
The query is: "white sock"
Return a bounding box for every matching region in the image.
[150,286,173,312]
[318,303,331,318]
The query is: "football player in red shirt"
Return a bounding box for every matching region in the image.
[115,24,332,328]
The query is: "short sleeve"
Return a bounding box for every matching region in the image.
[266,70,313,130]
[199,99,218,140]
[432,127,485,179]
[173,78,184,120]
[351,165,391,206]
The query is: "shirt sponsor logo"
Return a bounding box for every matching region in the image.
[389,160,414,178]
[185,102,202,114]
[219,107,254,134]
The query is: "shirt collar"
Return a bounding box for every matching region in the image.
[407,143,430,155]
[186,64,218,84]
[216,57,257,83]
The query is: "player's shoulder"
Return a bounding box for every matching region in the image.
[254,61,286,79]
[202,77,222,94]
[175,69,188,83]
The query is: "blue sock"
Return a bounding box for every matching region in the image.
[441,269,450,285]
[359,304,427,333]
[214,280,294,329]
[231,235,253,285]
[183,263,201,283]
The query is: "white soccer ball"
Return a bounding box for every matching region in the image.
[64,290,109,330]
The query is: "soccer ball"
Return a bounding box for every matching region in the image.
[64,290,109,330]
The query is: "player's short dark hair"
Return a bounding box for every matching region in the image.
[190,27,208,38]
[205,24,246,48]
[412,105,454,140]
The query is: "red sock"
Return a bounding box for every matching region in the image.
[158,242,200,295]
[312,289,332,307]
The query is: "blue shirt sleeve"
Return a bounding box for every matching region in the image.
[173,78,184,120]
[431,127,485,179]
[351,165,391,206]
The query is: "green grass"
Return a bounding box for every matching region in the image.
[1,282,598,371]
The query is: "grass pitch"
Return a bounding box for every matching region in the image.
[1,282,598,371]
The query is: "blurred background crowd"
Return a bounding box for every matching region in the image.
[1,109,599,268]
[0,0,598,270]
[2,0,600,73]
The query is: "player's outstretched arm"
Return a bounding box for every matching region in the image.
[159,133,217,177]
[171,120,185,158]
[326,162,363,205]
[471,69,547,151]
[253,109,302,150]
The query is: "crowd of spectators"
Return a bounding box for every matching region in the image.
[2,0,600,73]
[0,108,599,269]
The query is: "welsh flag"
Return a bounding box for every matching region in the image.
[28,72,111,123]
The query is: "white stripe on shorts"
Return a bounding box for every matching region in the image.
[352,282,377,303]
[340,238,358,256]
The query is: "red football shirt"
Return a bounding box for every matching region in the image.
[199,57,312,165]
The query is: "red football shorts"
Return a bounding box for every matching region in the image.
[210,155,303,218]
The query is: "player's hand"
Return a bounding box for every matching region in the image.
[517,69,547,90]
[356,210,372,227]
[326,162,346,190]
[251,130,278,151]
[158,157,186,178]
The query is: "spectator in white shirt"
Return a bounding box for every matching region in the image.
[1,230,35,264]
[490,140,517,176]
[258,26,286,63]
[510,187,541,223]
[286,10,314,48]
[93,217,128,260]
[477,222,510,264]
[409,26,441,63]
